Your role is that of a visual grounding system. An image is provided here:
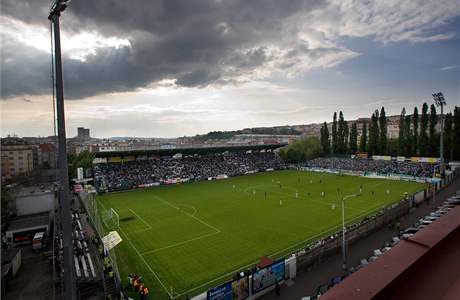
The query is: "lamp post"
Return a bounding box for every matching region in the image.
[341,194,358,271]
[432,92,446,176]
[49,1,77,299]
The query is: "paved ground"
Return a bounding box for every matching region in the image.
[4,244,55,300]
[261,176,460,300]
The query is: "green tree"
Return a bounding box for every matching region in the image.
[454,107,460,160]
[404,114,412,157]
[428,104,438,156]
[398,107,406,156]
[280,137,323,163]
[368,110,379,155]
[343,121,349,154]
[379,106,387,154]
[332,112,338,154]
[68,150,94,179]
[419,103,429,156]
[337,111,345,154]
[359,122,367,152]
[444,112,453,161]
[349,122,358,154]
[387,139,399,157]
[320,122,330,154]
[412,107,419,155]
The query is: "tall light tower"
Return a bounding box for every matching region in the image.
[432,92,446,176]
[49,1,77,299]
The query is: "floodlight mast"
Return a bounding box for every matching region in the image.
[49,1,77,299]
[432,92,446,176]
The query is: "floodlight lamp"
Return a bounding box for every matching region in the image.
[432,92,446,106]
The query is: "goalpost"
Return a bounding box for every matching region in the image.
[110,208,120,228]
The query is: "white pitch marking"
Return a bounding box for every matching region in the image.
[154,196,221,233]
[141,231,220,255]
[169,187,401,298]
[128,208,152,230]
[97,200,173,298]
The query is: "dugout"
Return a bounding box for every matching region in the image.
[92,143,286,164]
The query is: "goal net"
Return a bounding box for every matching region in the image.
[101,207,120,230]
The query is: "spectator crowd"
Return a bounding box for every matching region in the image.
[94,152,284,192]
[304,157,435,178]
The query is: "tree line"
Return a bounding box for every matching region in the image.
[320,105,460,160]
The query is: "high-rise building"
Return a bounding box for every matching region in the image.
[77,127,90,140]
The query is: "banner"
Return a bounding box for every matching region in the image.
[252,259,285,294]
[93,157,107,164]
[101,231,122,251]
[232,277,249,300]
[372,155,391,161]
[419,157,439,163]
[207,282,232,300]
[207,277,249,300]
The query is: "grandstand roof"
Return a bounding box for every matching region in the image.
[321,205,460,300]
[94,143,286,158]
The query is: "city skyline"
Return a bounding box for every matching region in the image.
[1,0,459,138]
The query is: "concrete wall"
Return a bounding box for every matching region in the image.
[15,192,55,216]
[12,249,22,276]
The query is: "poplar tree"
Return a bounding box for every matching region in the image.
[332,112,338,154]
[412,107,419,155]
[428,104,438,156]
[359,122,367,152]
[419,103,429,156]
[349,122,358,154]
[444,112,453,161]
[379,107,387,154]
[398,107,406,156]
[404,114,412,156]
[337,111,345,154]
[368,110,379,155]
[320,122,330,154]
[343,121,349,154]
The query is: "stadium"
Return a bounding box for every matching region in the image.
[74,145,452,300]
[2,1,460,300]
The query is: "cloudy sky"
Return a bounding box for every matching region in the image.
[1,0,459,138]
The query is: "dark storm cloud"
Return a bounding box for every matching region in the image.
[1,0,326,99]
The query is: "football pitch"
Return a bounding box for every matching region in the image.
[96,170,426,299]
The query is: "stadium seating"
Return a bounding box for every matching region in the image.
[305,157,435,178]
[93,152,284,192]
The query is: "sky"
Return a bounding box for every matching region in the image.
[1,0,459,138]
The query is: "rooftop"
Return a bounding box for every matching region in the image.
[6,212,50,232]
[321,205,460,300]
[15,184,55,198]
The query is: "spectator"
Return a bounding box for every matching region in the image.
[94,152,284,192]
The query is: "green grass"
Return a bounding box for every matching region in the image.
[96,170,425,299]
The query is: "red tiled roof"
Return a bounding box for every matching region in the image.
[39,143,55,152]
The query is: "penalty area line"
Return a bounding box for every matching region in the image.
[141,230,220,255]
[98,200,173,298]
[154,196,221,233]
[128,208,153,230]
